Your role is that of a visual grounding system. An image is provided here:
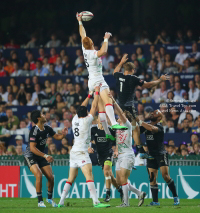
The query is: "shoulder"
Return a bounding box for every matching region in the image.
[44,123,53,130]
[114,72,122,78]
[91,125,98,131]
[30,125,39,136]
[156,122,164,131]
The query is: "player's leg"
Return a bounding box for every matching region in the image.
[160,166,179,205]
[29,164,45,206]
[148,167,160,205]
[58,167,78,206]
[117,167,130,207]
[110,172,123,201]
[98,99,114,140]
[100,88,127,130]
[103,162,112,201]
[40,165,57,207]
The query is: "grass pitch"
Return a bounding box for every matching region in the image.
[0,198,200,213]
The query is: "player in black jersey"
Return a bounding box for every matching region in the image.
[24,110,68,208]
[89,116,123,202]
[135,109,179,206]
[113,54,170,157]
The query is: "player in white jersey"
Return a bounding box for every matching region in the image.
[76,12,128,137]
[108,93,146,207]
[58,86,110,208]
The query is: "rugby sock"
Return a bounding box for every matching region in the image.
[37,192,43,203]
[99,112,111,135]
[150,184,158,202]
[106,188,111,196]
[47,191,53,199]
[128,183,141,196]
[86,180,99,204]
[122,183,129,205]
[105,104,117,126]
[167,179,178,197]
[59,181,72,205]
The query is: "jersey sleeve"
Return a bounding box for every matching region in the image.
[132,75,144,87]
[47,125,56,137]
[87,114,94,124]
[156,123,164,132]
[124,120,132,129]
[29,127,37,143]
[113,72,121,79]
[87,50,98,60]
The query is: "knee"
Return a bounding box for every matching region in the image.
[48,175,54,183]
[104,169,110,177]
[149,173,157,185]
[36,172,42,180]
[162,173,170,182]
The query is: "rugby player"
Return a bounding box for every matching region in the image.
[58,86,110,208]
[113,54,170,157]
[136,110,180,205]
[89,116,123,202]
[24,110,68,207]
[76,13,128,135]
[108,93,146,207]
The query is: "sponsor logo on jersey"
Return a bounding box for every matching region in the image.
[95,133,98,136]
[40,139,47,145]
[75,122,79,126]
[82,160,85,163]
[97,137,107,142]
[30,137,35,141]
[39,137,42,140]
[147,135,154,140]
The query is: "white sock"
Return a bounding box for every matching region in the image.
[128,183,141,196]
[99,112,111,135]
[86,180,99,204]
[105,104,117,126]
[59,182,71,205]
[122,183,129,205]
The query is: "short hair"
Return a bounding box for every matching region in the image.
[124,110,134,123]
[123,62,135,72]
[77,106,87,118]
[83,37,92,49]
[31,110,41,124]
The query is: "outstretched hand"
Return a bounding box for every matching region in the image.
[62,127,68,135]
[76,12,82,21]
[104,32,112,39]
[121,54,128,64]
[160,74,170,81]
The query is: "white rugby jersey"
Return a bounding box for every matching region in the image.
[71,114,93,152]
[116,120,133,154]
[82,45,103,79]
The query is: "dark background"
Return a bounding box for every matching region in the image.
[0,0,200,46]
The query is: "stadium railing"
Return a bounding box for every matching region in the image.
[1,155,200,166]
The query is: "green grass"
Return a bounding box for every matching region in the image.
[0,198,200,213]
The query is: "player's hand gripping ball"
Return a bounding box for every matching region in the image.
[77,11,94,21]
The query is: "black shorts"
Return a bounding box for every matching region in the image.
[24,156,50,169]
[98,153,113,168]
[147,153,169,170]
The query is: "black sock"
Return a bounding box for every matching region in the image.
[37,192,43,203]
[48,191,53,199]
[150,184,158,202]
[137,145,145,153]
[106,188,110,196]
[167,179,178,197]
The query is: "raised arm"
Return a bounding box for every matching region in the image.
[81,91,93,107]
[108,92,127,123]
[142,74,170,89]
[113,54,128,74]
[89,86,100,117]
[76,13,86,42]
[97,33,112,57]
[135,117,159,133]
[53,127,68,140]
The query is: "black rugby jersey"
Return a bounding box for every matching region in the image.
[24,124,56,158]
[91,125,116,158]
[114,72,144,106]
[140,122,166,156]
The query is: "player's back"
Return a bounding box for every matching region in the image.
[82,46,103,79]
[116,120,134,155]
[114,72,144,106]
[71,114,93,152]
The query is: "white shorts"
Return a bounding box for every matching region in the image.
[115,153,135,171]
[88,76,109,92]
[70,151,91,168]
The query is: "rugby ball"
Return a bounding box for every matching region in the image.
[79,11,94,21]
